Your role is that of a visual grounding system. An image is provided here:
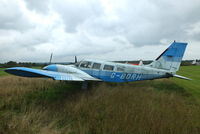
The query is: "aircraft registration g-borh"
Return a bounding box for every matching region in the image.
[5,41,191,84]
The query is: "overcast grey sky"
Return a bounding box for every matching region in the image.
[0,0,200,63]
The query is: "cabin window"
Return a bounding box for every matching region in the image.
[103,65,114,71]
[92,63,101,69]
[80,61,92,68]
[117,67,124,72]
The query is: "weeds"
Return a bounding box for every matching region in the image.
[0,76,200,134]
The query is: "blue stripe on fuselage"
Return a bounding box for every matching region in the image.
[81,69,165,82]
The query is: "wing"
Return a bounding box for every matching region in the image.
[5,67,100,81]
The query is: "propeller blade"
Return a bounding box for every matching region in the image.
[75,56,77,63]
[49,53,53,64]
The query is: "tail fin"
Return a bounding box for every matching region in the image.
[148,41,188,72]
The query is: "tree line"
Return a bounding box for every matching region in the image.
[0,61,47,68]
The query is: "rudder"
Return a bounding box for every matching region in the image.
[148,41,187,72]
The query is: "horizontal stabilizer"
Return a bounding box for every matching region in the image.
[173,74,192,80]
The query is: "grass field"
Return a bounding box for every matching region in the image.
[173,66,200,100]
[0,66,200,134]
[0,68,9,76]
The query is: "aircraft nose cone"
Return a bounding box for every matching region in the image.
[43,65,57,71]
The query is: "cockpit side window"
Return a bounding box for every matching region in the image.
[92,63,101,69]
[87,62,92,68]
[103,64,114,71]
[80,61,92,68]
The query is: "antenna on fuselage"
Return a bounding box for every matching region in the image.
[49,53,53,64]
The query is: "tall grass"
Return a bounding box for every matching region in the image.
[0,76,200,134]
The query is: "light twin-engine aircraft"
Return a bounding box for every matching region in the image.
[5,41,191,85]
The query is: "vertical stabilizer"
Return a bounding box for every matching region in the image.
[148,41,187,72]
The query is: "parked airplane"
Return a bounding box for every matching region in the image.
[5,41,191,84]
[192,59,200,65]
[128,59,143,66]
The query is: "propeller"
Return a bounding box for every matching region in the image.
[49,53,53,64]
[48,54,77,65]
[75,56,77,63]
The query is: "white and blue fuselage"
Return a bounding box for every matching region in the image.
[5,42,190,82]
[45,59,172,82]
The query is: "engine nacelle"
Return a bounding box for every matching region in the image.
[43,64,89,76]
